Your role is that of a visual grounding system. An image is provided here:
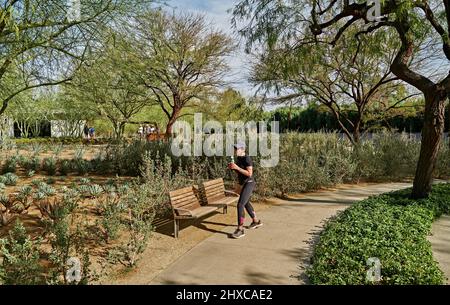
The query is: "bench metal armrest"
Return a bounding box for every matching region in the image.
[224,190,240,197]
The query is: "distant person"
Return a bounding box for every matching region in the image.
[88,127,95,140]
[83,124,89,139]
[228,142,262,239]
[138,125,144,138]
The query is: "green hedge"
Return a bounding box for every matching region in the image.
[307,183,450,285]
[12,137,110,146]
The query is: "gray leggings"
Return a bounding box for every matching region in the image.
[237,180,256,226]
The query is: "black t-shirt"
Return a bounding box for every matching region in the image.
[235,155,254,185]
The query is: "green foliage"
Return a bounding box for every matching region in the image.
[0,220,43,285]
[20,155,41,173]
[96,192,125,243]
[307,183,450,285]
[108,183,157,267]
[42,157,57,175]
[1,155,18,174]
[59,160,72,176]
[1,173,19,186]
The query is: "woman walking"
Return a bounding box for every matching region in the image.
[228,142,263,239]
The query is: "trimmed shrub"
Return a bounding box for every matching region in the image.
[307,183,450,285]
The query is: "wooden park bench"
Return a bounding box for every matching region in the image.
[198,178,240,214]
[169,186,220,238]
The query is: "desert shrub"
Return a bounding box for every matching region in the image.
[59,160,72,176]
[2,155,18,174]
[0,220,43,285]
[20,155,41,173]
[140,154,192,218]
[1,173,19,186]
[96,192,125,243]
[87,184,103,198]
[72,159,91,176]
[107,183,157,267]
[14,185,33,212]
[435,140,450,179]
[42,157,58,175]
[307,183,450,285]
[46,216,97,285]
[37,183,56,197]
[355,133,419,180]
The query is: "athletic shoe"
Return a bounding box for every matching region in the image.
[231,229,245,239]
[248,220,263,229]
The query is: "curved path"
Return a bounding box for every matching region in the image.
[151,182,413,285]
[429,215,450,284]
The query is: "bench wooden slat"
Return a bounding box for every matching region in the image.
[199,179,239,208]
[204,190,225,199]
[168,185,223,238]
[169,187,194,197]
[171,195,198,205]
[202,178,224,187]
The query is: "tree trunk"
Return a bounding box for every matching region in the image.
[353,122,361,144]
[113,122,126,139]
[411,92,447,199]
[165,108,181,137]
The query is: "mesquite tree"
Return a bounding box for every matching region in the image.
[233,0,448,198]
[67,31,149,139]
[250,27,419,144]
[0,0,151,118]
[129,11,236,136]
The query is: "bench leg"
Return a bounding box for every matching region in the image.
[174,219,179,238]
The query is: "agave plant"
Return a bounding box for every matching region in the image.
[31,179,44,187]
[0,192,10,207]
[38,183,56,197]
[102,184,116,194]
[2,173,18,186]
[31,143,43,155]
[52,144,64,157]
[116,184,130,196]
[19,185,33,196]
[15,186,33,211]
[42,157,57,175]
[33,191,48,202]
[88,184,103,198]
[1,155,18,174]
[79,177,91,185]
[77,184,90,197]
[37,198,65,221]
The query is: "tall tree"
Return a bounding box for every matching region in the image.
[130,11,236,136]
[0,0,150,118]
[67,31,149,139]
[199,88,264,124]
[251,27,415,144]
[232,0,447,198]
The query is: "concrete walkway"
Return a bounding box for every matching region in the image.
[151,182,411,285]
[429,215,450,284]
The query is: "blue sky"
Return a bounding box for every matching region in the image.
[165,0,255,97]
